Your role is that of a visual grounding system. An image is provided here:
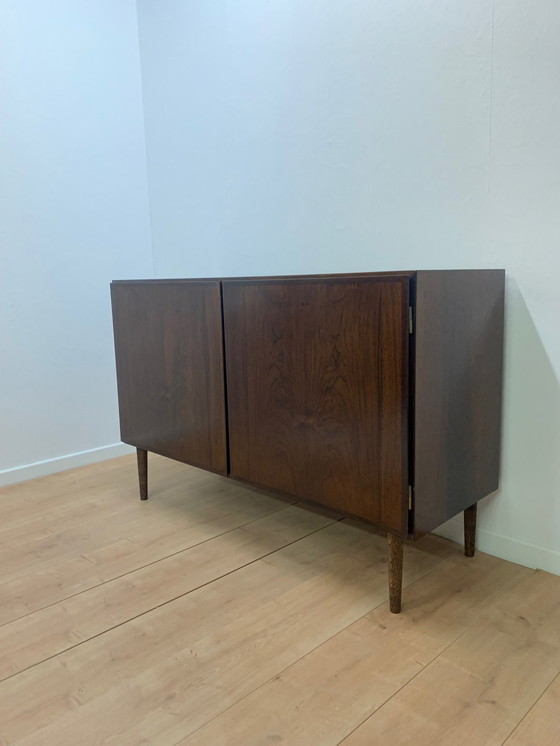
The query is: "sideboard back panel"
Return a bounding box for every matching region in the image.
[111,281,227,475]
[223,276,410,533]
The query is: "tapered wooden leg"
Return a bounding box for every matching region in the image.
[136,448,148,501]
[387,533,404,614]
[464,503,477,557]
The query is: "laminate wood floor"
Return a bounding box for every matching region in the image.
[0,454,558,745]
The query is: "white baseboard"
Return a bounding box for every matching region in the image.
[0,443,135,487]
[434,517,560,577]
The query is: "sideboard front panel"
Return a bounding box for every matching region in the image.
[111,281,228,474]
[223,276,410,532]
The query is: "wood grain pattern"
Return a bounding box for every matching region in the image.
[0,512,447,745]
[0,503,336,682]
[413,270,505,536]
[111,281,227,474]
[0,455,296,626]
[504,672,560,746]
[464,503,477,557]
[388,533,404,613]
[177,553,530,746]
[1,456,556,746]
[341,571,560,746]
[110,271,506,617]
[223,277,410,533]
[136,447,148,500]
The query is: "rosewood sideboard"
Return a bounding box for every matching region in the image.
[111,270,505,613]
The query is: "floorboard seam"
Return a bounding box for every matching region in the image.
[0,499,303,631]
[0,517,342,686]
[497,668,560,746]
[171,548,456,745]
[335,568,539,745]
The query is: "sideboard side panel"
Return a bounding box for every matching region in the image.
[111,281,228,475]
[413,270,505,535]
[223,276,410,534]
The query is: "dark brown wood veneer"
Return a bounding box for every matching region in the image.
[111,281,227,475]
[111,269,505,613]
[413,270,505,536]
[223,276,410,534]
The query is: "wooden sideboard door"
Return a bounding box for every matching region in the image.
[111,281,228,475]
[223,276,410,533]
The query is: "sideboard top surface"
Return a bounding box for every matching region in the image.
[111,269,504,285]
[112,271,415,285]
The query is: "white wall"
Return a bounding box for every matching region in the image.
[0,1,153,482]
[137,0,560,573]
